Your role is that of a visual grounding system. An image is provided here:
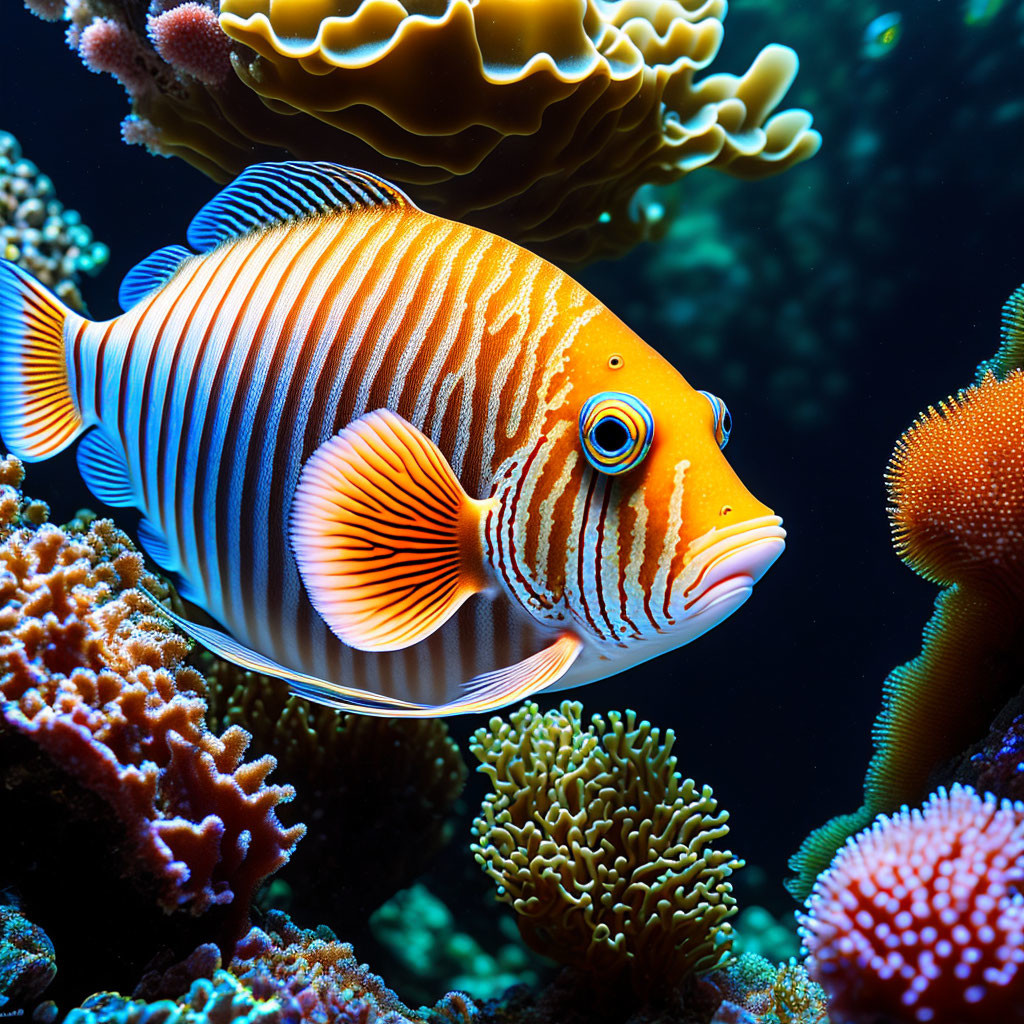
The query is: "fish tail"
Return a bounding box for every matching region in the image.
[0,259,85,460]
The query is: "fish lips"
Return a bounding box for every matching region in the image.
[676,517,786,622]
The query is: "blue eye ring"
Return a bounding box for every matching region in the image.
[579,392,654,475]
[698,390,732,450]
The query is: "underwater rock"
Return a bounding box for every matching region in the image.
[204,661,467,934]
[0,904,57,1009]
[0,456,304,1000]
[27,0,819,262]
[799,785,1024,1023]
[470,700,741,998]
[0,129,108,312]
[788,284,1024,898]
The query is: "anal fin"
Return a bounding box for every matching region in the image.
[440,633,584,715]
[136,517,177,571]
[77,430,135,507]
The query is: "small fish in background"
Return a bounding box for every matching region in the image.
[963,0,1004,26]
[0,162,785,717]
[862,12,902,58]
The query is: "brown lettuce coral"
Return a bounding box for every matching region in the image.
[33,0,818,261]
[0,455,304,997]
[470,700,742,996]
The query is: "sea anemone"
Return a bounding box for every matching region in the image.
[799,784,1024,1023]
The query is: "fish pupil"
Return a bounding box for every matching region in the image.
[594,417,630,455]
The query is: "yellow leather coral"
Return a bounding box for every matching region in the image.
[218,0,820,259]
[470,700,742,994]
[40,0,818,262]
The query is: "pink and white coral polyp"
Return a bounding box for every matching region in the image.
[799,784,1024,1023]
[147,2,232,86]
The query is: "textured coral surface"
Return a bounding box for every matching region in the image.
[789,298,1024,900]
[0,129,108,311]
[67,910,478,1024]
[800,785,1024,1024]
[711,953,827,1024]
[0,456,303,999]
[471,701,741,994]
[31,0,818,261]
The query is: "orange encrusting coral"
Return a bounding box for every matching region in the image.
[788,292,1024,900]
[887,371,1024,587]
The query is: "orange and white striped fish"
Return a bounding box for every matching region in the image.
[0,162,785,717]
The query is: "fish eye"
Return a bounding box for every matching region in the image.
[607,354,624,370]
[579,392,653,475]
[698,390,732,450]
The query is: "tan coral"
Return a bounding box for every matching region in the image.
[37,0,818,262]
[216,0,819,259]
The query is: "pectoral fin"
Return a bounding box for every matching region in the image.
[290,409,497,652]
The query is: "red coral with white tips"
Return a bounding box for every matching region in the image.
[147,2,232,86]
[799,784,1024,1023]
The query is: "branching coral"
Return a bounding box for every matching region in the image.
[470,700,742,996]
[0,130,108,312]
[799,785,1024,1024]
[203,660,467,933]
[26,0,818,261]
[0,455,304,1000]
[789,284,1024,899]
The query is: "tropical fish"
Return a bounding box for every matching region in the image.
[0,162,785,717]
[862,12,902,58]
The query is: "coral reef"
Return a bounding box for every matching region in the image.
[789,286,1024,898]
[799,785,1024,1023]
[470,701,741,997]
[203,661,466,934]
[0,130,108,312]
[0,904,57,1010]
[0,456,303,999]
[67,911,477,1024]
[28,0,818,261]
[710,954,827,1024]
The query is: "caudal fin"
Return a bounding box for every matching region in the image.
[0,259,84,460]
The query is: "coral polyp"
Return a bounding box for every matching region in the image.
[800,785,1024,1024]
[887,370,1024,586]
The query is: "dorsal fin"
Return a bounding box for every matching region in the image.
[186,161,415,251]
[118,244,193,312]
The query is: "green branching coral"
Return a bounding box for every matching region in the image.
[469,701,742,995]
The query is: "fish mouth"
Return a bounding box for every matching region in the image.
[677,516,786,617]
